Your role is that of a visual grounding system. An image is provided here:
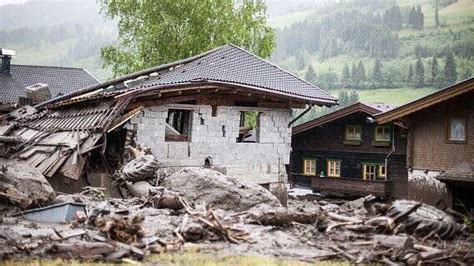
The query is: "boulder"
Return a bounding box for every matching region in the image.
[161,168,281,212]
[0,159,55,209]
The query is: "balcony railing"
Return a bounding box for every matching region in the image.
[311,176,391,196]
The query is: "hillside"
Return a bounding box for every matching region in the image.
[270,0,474,104]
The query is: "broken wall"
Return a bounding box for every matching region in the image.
[127,104,292,184]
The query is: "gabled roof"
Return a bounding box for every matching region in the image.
[39,44,337,108]
[293,102,397,135]
[376,78,474,124]
[0,64,99,104]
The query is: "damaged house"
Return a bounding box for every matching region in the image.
[290,102,408,198]
[0,44,337,195]
[376,78,473,215]
[0,48,99,113]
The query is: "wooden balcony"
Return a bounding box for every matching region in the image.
[311,176,391,196]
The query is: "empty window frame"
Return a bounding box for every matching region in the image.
[165,109,192,142]
[303,159,317,176]
[345,125,362,140]
[375,125,391,142]
[448,117,467,142]
[237,111,260,143]
[327,160,341,177]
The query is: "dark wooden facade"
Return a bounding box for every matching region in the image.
[376,78,473,213]
[291,104,408,199]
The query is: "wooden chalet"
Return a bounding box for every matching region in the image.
[291,102,408,198]
[376,78,473,214]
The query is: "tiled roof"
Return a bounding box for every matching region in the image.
[0,64,99,104]
[293,102,397,135]
[134,45,336,103]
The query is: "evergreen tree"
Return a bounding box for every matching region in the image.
[351,62,359,84]
[372,59,383,82]
[296,53,306,70]
[407,64,414,83]
[349,90,359,104]
[431,56,439,83]
[305,65,317,84]
[414,57,425,87]
[342,63,351,85]
[338,90,350,107]
[434,1,440,28]
[357,61,366,82]
[444,51,457,84]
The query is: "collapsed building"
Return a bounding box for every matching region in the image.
[0,44,337,196]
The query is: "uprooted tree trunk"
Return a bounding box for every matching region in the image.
[246,205,322,226]
[0,159,55,209]
[126,181,183,210]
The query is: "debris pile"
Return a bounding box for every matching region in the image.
[0,186,472,263]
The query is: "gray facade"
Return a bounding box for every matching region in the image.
[128,103,292,184]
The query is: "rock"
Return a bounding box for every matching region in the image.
[0,159,55,209]
[161,168,281,211]
[247,204,321,226]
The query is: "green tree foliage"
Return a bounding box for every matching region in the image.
[408,6,424,30]
[342,63,351,85]
[351,62,359,84]
[349,90,360,104]
[444,51,457,84]
[372,59,383,82]
[407,64,414,83]
[414,57,425,87]
[338,90,350,107]
[431,56,439,83]
[382,5,402,31]
[434,1,440,28]
[357,61,366,82]
[100,0,275,76]
[304,65,317,84]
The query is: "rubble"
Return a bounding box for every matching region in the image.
[0,159,55,209]
[161,168,282,211]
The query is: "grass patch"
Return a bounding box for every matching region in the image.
[331,87,438,105]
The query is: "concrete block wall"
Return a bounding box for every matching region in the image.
[128,104,293,184]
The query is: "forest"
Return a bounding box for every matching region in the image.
[0,0,473,106]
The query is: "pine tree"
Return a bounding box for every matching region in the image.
[415,57,425,87]
[431,56,439,83]
[357,61,366,82]
[444,51,457,84]
[342,63,351,85]
[338,91,349,107]
[372,59,383,82]
[434,1,440,28]
[349,90,359,104]
[351,62,359,84]
[407,64,414,84]
[305,65,317,84]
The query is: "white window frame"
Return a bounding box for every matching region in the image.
[346,125,362,140]
[327,160,341,177]
[303,159,317,176]
[375,125,391,142]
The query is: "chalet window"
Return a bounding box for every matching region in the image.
[237,111,260,143]
[448,117,466,142]
[362,164,377,180]
[327,160,341,177]
[345,125,362,140]
[303,159,316,176]
[379,165,387,179]
[165,109,192,142]
[375,125,391,142]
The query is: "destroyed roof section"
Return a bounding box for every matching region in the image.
[0,65,99,104]
[376,78,474,124]
[136,44,337,104]
[293,102,390,135]
[20,100,117,132]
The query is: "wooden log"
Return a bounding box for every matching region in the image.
[373,234,414,250]
[52,242,116,256]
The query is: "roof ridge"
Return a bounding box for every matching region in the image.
[12,64,89,71]
[227,44,336,102]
